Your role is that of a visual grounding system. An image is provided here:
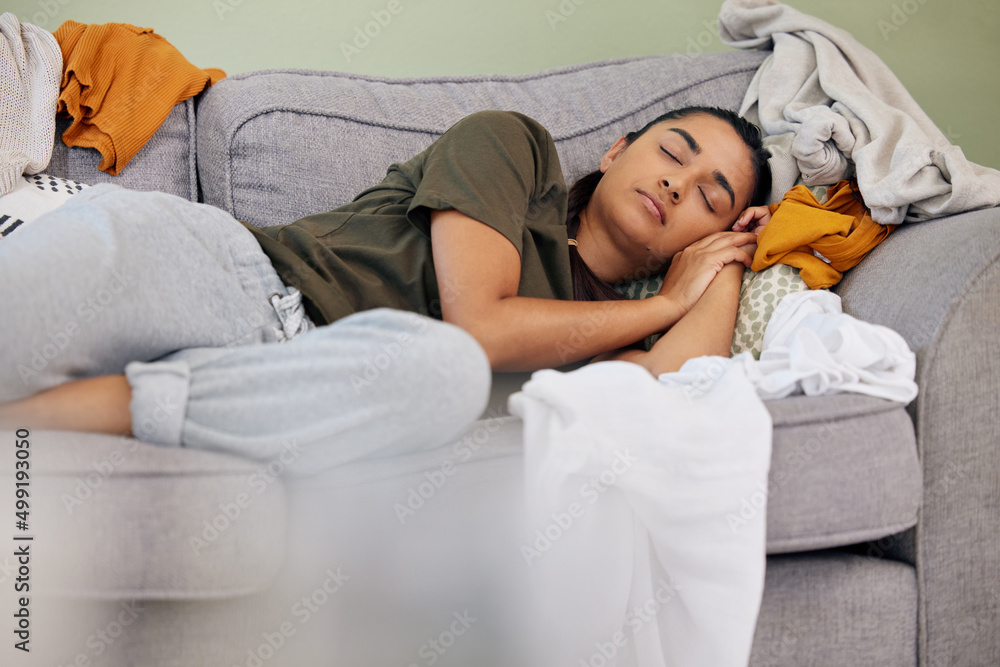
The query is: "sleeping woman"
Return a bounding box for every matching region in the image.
[0,106,771,472]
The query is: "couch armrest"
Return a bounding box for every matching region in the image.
[833,207,1000,667]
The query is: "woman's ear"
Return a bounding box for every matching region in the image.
[599,137,629,173]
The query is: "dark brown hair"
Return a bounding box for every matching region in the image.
[567,106,771,302]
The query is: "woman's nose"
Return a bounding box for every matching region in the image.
[662,179,683,203]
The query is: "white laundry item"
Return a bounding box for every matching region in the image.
[0,13,62,196]
[717,0,1000,224]
[734,289,918,402]
[510,360,772,667]
[507,290,917,665]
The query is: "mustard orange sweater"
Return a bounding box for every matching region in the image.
[752,180,896,289]
[53,21,225,175]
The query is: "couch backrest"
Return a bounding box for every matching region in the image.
[195,51,769,228]
[45,99,200,202]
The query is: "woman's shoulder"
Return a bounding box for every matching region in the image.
[443,109,556,151]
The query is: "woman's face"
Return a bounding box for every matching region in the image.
[587,113,755,274]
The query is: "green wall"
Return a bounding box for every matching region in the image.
[10,0,999,168]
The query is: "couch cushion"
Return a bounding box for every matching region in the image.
[751,551,917,665]
[0,428,285,599]
[44,99,198,201]
[761,393,921,553]
[195,51,769,227]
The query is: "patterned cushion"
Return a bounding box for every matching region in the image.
[731,264,809,358]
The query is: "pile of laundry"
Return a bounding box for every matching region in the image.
[0,12,223,235]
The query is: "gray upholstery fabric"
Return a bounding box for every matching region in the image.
[762,394,921,553]
[0,429,286,599]
[195,51,768,227]
[44,99,199,201]
[750,551,917,666]
[835,207,1000,667]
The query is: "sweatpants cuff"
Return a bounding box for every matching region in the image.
[124,360,191,447]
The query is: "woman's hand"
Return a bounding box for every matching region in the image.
[729,205,771,264]
[731,205,772,235]
[657,231,755,315]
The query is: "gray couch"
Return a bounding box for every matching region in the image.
[2,50,998,667]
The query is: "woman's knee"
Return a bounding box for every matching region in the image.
[334,308,492,436]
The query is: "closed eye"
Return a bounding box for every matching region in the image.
[699,186,716,214]
[660,146,681,164]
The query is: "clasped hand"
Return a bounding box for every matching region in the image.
[656,205,772,315]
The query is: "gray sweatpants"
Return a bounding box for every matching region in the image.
[0,184,490,475]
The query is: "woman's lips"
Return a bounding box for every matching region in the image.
[638,190,665,225]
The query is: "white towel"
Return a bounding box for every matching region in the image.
[717,0,1000,224]
[510,361,772,667]
[0,13,62,197]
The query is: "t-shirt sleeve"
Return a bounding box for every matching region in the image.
[404,110,564,257]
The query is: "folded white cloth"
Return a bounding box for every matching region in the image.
[717,0,1000,224]
[510,361,771,667]
[0,12,62,197]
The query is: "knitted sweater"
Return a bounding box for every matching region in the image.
[0,12,62,196]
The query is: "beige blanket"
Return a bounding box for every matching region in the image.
[718,0,1000,224]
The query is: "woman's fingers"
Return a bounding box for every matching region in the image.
[658,235,754,312]
[691,230,757,252]
[731,205,772,233]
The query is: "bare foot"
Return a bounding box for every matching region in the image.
[0,375,133,436]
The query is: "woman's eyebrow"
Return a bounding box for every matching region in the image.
[713,170,736,210]
[668,128,701,154]
[667,127,735,210]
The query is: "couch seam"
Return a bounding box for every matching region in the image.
[185,98,198,202]
[221,52,763,85]
[768,516,920,554]
[221,66,762,144]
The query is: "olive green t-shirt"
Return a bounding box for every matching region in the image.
[241,110,574,326]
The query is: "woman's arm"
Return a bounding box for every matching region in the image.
[592,261,744,376]
[429,209,752,372]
